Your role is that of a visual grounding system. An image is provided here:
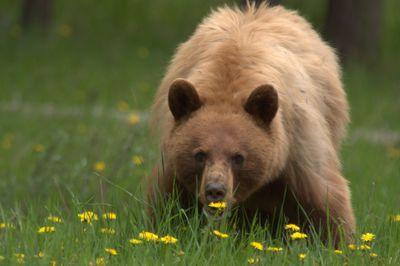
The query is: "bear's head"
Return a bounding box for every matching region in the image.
[165,79,288,217]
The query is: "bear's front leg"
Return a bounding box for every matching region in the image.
[285,168,356,246]
[304,186,355,246]
[146,164,196,225]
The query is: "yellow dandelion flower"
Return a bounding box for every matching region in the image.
[50,260,57,266]
[35,251,45,258]
[129,238,143,245]
[250,241,263,251]
[160,235,178,244]
[370,253,378,258]
[138,81,150,92]
[10,25,22,38]
[348,244,357,250]
[359,244,371,250]
[290,232,308,240]
[33,144,45,153]
[38,226,55,234]
[138,231,159,241]
[102,212,117,220]
[247,257,260,264]
[0,222,15,229]
[334,249,343,254]
[387,146,400,159]
[57,24,73,38]
[127,113,140,125]
[47,215,62,223]
[93,161,106,172]
[284,224,300,231]
[212,230,229,238]
[2,140,12,149]
[266,247,283,252]
[95,257,106,266]
[393,214,400,222]
[136,47,150,59]
[298,253,307,260]
[2,134,14,149]
[78,211,98,224]
[117,101,129,111]
[208,201,227,210]
[104,248,118,256]
[14,253,25,264]
[100,228,116,235]
[132,155,144,165]
[361,233,375,242]
[77,123,87,135]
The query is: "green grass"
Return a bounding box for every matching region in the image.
[1,1,400,265]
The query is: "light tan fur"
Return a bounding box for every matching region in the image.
[149,2,355,242]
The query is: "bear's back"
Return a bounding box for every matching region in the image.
[152,3,348,150]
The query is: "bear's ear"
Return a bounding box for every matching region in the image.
[244,84,279,126]
[168,78,202,121]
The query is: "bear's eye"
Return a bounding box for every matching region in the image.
[231,154,244,166]
[194,151,207,163]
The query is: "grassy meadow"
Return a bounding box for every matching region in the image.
[1,0,400,265]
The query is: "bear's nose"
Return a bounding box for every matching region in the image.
[205,183,226,203]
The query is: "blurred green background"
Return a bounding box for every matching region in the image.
[1,0,399,108]
[0,2,399,264]
[0,0,399,212]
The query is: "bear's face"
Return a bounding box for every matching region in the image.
[166,79,282,216]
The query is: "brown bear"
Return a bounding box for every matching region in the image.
[148,2,355,244]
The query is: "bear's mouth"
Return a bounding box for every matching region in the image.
[202,204,230,221]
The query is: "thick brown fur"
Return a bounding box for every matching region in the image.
[148,2,355,244]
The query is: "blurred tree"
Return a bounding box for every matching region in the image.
[21,0,53,30]
[325,0,383,62]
